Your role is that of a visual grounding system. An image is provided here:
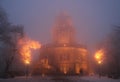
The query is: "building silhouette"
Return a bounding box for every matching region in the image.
[33,13,89,75]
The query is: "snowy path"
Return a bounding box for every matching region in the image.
[0,76,120,82]
[0,76,89,82]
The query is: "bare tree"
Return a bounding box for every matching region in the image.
[108,26,120,76]
[98,26,120,78]
[0,7,24,78]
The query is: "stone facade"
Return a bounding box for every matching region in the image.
[32,13,89,75]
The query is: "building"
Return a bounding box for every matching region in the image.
[32,13,89,75]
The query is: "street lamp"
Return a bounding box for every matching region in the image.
[95,49,104,64]
[24,60,30,78]
[94,49,104,78]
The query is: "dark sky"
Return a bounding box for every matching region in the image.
[1,0,120,53]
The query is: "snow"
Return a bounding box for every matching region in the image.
[69,75,120,82]
[80,76,120,82]
[0,75,120,82]
[0,76,53,82]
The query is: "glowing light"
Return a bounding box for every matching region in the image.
[18,36,41,64]
[75,64,80,74]
[95,49,104,64]
[64,44,66,47]
[98,61,102,64]
[63,67,67,74]
[25,60,30,64]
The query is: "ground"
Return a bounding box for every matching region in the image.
[0,75,120,82]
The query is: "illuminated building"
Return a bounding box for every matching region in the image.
[33,12,89,75]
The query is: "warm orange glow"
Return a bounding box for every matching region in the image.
[63,67,67,74]
[60,63,68,74]
[25,60,30,64]
[95,49,104,64]
[64,44,66,47]
[18,36,41,64]
[75,64,80,74]
[98,61,102,64]
[41,59,51,69]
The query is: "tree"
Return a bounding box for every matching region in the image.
[98,26,120,77]
[107,26,120,76]
[0,7,24,78]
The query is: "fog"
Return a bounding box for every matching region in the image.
[1,0,120,53]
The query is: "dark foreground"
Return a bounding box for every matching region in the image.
[0,76,120,82]
[0,76,89,82]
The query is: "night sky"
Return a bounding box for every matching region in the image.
[1,0,120,53]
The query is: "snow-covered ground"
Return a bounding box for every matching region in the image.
[0,75,120,82]
[69,76,120,82]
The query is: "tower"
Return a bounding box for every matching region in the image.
[33,13,89,75]
[52,12,75,44]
